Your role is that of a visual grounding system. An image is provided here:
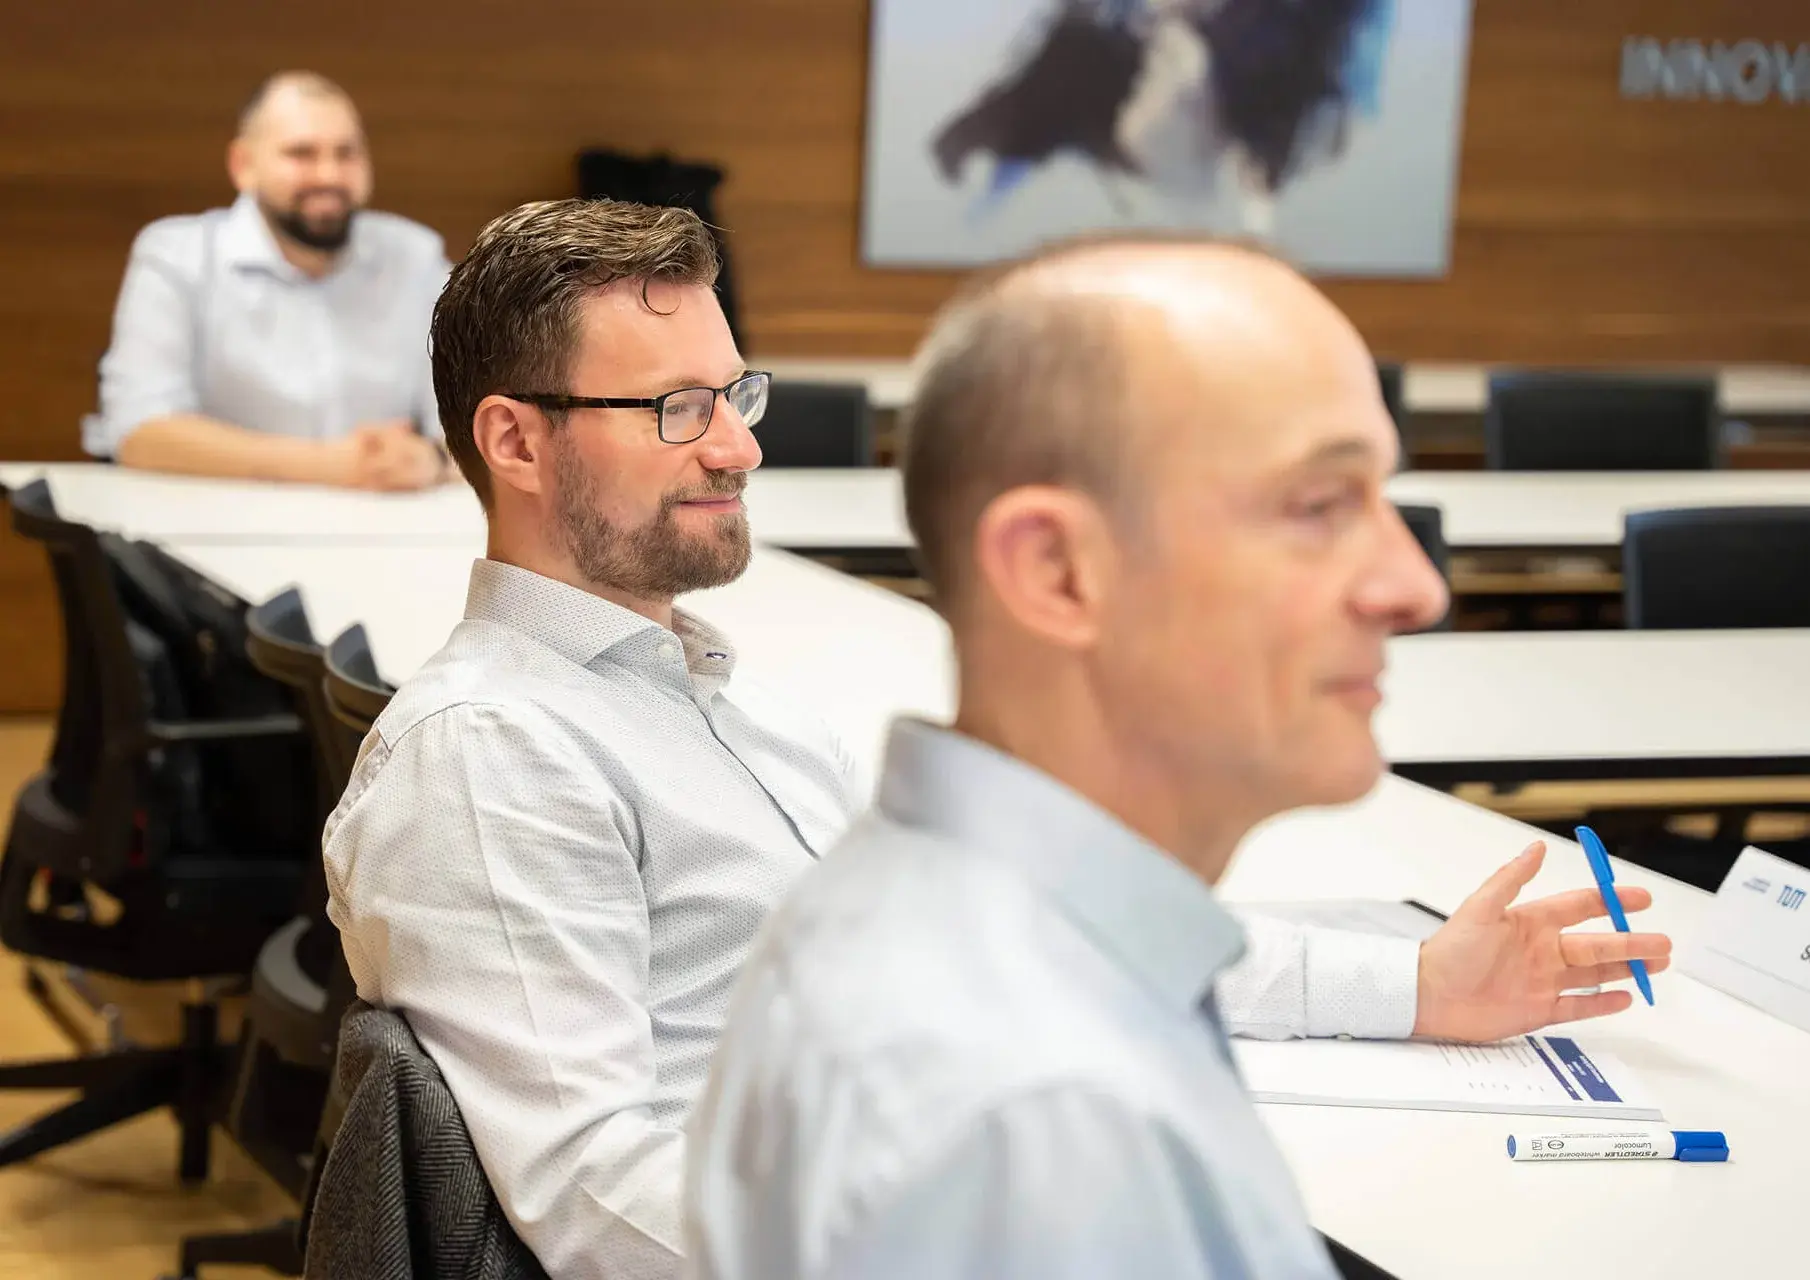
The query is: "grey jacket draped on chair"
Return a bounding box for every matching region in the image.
[304,1001,549,1280]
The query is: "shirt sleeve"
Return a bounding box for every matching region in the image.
[87,221,204,456]
[1215,911,1420,1041]
[323,704,682,1280]
[813,1087,1264,1280]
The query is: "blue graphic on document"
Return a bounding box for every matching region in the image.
[1545,1037,1622,1103]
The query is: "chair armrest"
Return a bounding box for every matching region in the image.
[145,713,304,745]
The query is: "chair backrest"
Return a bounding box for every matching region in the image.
[247,588,345,826]
[245,588,345,982]
[324,624,394,738]
[1485,371,1720,471]
[3,481,309,977]
[758,380,875,468]
[1395,503,1452,632]
[4,480,157,882]
[1376,361,1406,434]
[1623,506,1810,629]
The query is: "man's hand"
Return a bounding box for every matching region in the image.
[327,421,444,491]
[1413,841,1673,1042]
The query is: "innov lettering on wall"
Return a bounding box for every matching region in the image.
[1622,37,1810,104]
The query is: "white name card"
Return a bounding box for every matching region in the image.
[1680,846,1810,1034]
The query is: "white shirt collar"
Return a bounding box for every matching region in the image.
[877,718,1246,1014]
[218,192,377,280]
[463,557,739,687]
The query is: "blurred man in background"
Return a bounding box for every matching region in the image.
[685,237,1671,1279]
[83,71,450,489]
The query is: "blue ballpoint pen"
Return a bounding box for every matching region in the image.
[1575,825,1654,1006]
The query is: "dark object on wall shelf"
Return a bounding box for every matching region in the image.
[576,150,742,345]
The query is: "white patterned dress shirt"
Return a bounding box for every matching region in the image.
[685,720,1347,1280]
[324,560,1418,1280]
[324,559,861,1280]
[84,193,448,456]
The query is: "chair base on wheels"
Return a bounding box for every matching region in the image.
[0,999,224,1183]
[167,1218,302,1280]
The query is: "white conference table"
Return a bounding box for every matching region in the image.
[1387,470,1810,550]
[760,356,1810,417]
[158,524,1810,788]
[158,534,1810,1280]
[742,467,1810,554]
[1379,629,1810,784]
[743,467,912,552]
[13,462,1810,556]
[0,462,908,555]
[0,463,891,555]
[159,539,954,776]
[1228,781,1810,1280]
[0,462,484,545]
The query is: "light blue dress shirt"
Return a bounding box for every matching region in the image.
[685,719,1342,1280]
[83,193,448,456]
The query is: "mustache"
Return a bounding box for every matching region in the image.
[663,473,747,507]
[293,188,353,208]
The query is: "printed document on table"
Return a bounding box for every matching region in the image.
[1235,1033,1664,1121]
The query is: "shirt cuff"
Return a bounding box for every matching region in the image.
[1303,930,1420,1040]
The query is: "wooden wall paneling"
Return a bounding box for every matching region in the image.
[2,0,1809,710]
[0,530,61,715]
[6,0,1806,464]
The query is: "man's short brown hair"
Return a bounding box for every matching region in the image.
[431,198,722,506]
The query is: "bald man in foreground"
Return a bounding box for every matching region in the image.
[84,71,448,488]
[684,238,1673,1279]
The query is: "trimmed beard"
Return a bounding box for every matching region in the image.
[262,191,357,251]
[552,436,752,601]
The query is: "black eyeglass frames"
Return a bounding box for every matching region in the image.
[503,370,770,444]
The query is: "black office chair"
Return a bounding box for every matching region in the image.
[245,589,346,827]
[171,589,366,1278]
[1396,503,1452,632]
[758,380,875,468]
[1376,361,1406,438]
[1584,506,1810,889]
[323,625,394,737]
[1623,507,1810,630]
[0,481,307,1183]
[297,626,396,1270]
[1484,371,1720,471]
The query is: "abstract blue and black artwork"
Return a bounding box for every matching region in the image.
[861,0,1474,276]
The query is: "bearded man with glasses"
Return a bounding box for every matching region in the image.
[323,198,853,1280]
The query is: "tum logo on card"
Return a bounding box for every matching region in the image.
[1779,884,1807,911]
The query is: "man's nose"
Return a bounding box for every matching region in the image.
[1360,505,1451,633]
